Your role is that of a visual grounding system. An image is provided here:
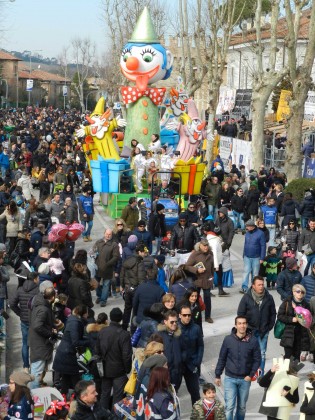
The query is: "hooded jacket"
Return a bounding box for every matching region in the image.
[276,268,302,301]
[133,228,153,254]
[133,280,165,324]
[9,279,39,324]
[120,255,146,289]
[299,195,315,219]
[301,272,315,303]
[215,207,234,249]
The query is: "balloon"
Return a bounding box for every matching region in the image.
[48,224,68,243]
[66,223,84,241]
[294,306,312,329]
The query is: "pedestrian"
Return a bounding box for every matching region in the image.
[190,382,226,420]
[112,218,130,248]
[276,257,302,301]
[299,191,315,229]
[298,218,315,275]
[0,200,23,255]
[121,197,138,231]
[133,220,153,254]
[204,176,220,219]
[260,246,282,289]
[169,265,193,303]
[215,316,261,420]
[237,276,276,375]
[240,219,266,294]
[260,197,278,246]
[5,371,34,420]
[148,203,166,255]
[170,212,200,253]
[78,186,94,242]
[153,255,168,292]
[178,287,202,330]
[231,187,246,232]
[96,308,132,409]
[137,303,164,349]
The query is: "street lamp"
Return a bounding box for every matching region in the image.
[1,79,8,108]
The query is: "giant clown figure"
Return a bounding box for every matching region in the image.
[120,7,173,149]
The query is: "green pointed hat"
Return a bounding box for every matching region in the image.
[129,7,159,44]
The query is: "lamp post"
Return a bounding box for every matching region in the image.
[0,79,8,108]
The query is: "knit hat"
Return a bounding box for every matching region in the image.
[286,257,297,269]
[154,255,166,264]
[144,341,164,357]
[128,234,138,244]
[179,212,187,220]
[142,354,168,369]
[218,207,228,216]
[10,371,35,386]
[245,219,256,227]
[73,249,87,265]
[110,307,123,323]
[200,238,209,246]
[138,220,146,227]
[156,203,165,212]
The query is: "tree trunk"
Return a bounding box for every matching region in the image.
[205,83,220,170]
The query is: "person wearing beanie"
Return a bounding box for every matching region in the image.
[95,307,132,409]
[148,202,166,255]
[121,197,138,231]
[77,185,94,242]
[121,234,139,262]
[276,257,302,301]
[170,212,200,253]
[7,370,34,420]
[153,255,168,292]
[73,249,88,265]
[133,220,153,254]
[299,191,315,228]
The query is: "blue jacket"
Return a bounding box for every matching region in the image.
[215,328,261,379]
[157,267,168,292]
[77,194,94,216]
[133,280,165,324]
[179,320,204,372]
[261,205,277,225]
[133,228,153,254]
[0,152,9,169]
[276,268,302,301]
[243,227,266,260]
[301,273,315,303]
[169,278,193,303]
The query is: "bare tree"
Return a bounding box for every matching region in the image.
[250,0,288,170]
[284,3,315,181]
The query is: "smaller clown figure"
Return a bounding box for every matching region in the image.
[120,7,173,149]
[76,97,126,160]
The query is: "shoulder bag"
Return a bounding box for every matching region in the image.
[274,302,288,339]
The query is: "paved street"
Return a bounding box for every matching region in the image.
[6,196,311,419]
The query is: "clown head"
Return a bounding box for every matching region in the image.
[184,99,206,144]
[86,97,112,139]
[120,7,173,91]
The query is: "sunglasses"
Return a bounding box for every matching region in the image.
[169,320,178,325]
[189,206,195,209]
[289,222,295,225]
[117,223,123,226]
[155,350,164,354]
[295,290,305,294]
[181,314,192,317]
[179,220,186,222]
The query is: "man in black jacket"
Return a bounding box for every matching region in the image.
[96,308,132,409]
[237,276,276,375]
[215,207,234,251]
[71,379,117,420]
[9,272,39,371]
[148,203,166,254]
[170,213,200,253]
[215,316,261,420]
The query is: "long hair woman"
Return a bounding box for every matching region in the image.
[0,199,22,255]
[178,286,202,330]
[6,370,34,419]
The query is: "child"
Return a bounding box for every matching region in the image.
[191,382,226,419]
[146,159,159,192]
[154,255,168,292]
[53,293,71,326]
[43,400,69,420]
[260,246,282,289]
[160,231,172,254]
[260,197,278,246]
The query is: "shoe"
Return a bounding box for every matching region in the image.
[205,318,213,323]
[83,237,89,242]
[239,289,247,294]
[210,292,216,297]
[95,298,100,304]
[199,377,206,385]
[23,367,30,373]
[218,291,230,297]
[100,302,106,307]
[87,237,93,242]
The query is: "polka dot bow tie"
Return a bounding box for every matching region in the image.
[121,86,166,106]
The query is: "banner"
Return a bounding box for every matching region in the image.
[216,87,236,115]
[62,86,68,97]
[304,91,315,122]
[26,79,33,92]
[218,136,233,171]
[303,157,315,178]
[232,138,253,171]
[276,90,291,122]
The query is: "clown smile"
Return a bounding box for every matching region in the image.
[121,65,160,91]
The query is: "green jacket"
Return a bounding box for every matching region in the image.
[190,398,226,420]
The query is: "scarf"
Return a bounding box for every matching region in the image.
[251,288,265,306]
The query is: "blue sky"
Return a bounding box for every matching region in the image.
[1,0,107,59]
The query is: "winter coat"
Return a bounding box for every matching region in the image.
[277,298,310,350]
[112,229,130,247]
[71,398,118,420]
[215,328,261,379]
[281,227,300,251]
[96,321,132,378]
[246,189,260,216]
[215,209,234,249]
[280,199,299,226]
[68,272,93,309]
[204,182,221,206]
[157,324,183,387]
[121,204,139,230]
[185,249,214,289]
[148,212,167,239]
[138,317,159,348]
[77,194,94,221]
[60,203,78,224]
[170,223,200,252]
[133,228,153,254]
[4,395,33,420]
[28,293,55,363]
[17,174,34,200]
[30,229,44,257]
[145,390,180,420]
[237,288,276,337]
[179,320,204,372]
[169,278,193,303]
[14,235,31,260]
[0,209,23,238]
[53,314,90,375]
[206,233,223,269]
[243,227,266,260]
[190,398,226,420]
[276,268,302,301]
[218,188,234,208]
[94,239,120,279]
[259,226,270,244]
[298,228,315,253]
[301,273,315,303]
[231,194,246,213]
[120,255,146,289]
[50,199,65,219]
[0,265,9,299]
[86,323,107,353]
[299,196,315,219]
[133,280,165,324]
[9,279,38,324]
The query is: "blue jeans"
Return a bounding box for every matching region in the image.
[232,211,245,230]
[152,237,162,255]
[21,322,30,368]
[253,330,269,373]
[96,278,111,304]
[241,256,260,291]
[224,375,251,420]
[81,220,93,238]
[301,217,309,229]
[208,204,217,219]
[305,253,315,275]
[1,166,7,178]
[30,359,48,389]
[268,226,276,246]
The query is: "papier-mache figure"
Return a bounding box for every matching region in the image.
[258,357,301,420]
[120,7,173,149]
[76,97,126,160]
[300,371,315,419]
[160,76,189,129]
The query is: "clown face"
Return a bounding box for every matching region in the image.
[170,90,189,117]
[86,109,111,140]
[184,118,206,144]
[120,43,173,91]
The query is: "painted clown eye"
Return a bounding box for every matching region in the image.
[141,48,156,63]
[122,48,131,62]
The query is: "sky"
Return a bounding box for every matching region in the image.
[1,0,108,59]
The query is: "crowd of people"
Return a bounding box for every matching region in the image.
[0,106,315,419]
